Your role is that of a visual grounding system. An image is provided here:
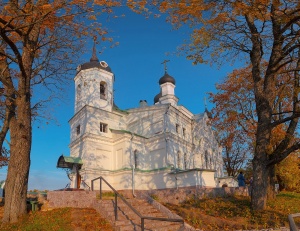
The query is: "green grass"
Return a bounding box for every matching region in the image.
[0,207,114,231]
[164,191,300,231]
[0,208,72,231]
[97,191,116,200]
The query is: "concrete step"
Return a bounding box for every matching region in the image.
[91,193,185,231]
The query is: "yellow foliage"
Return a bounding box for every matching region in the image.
[276,153,300,192]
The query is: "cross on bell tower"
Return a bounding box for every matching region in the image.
[161,59,170,73]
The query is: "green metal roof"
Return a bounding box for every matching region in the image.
[57,155,83,169]
[63,156,83,164]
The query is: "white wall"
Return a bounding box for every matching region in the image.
[74,68,114,113]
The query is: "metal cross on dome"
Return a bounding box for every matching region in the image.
[90,36,99,62]
[161,59,170,73]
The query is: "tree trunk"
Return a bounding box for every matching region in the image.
[251,93,272,210]
[267,164,276,200]
[2,94,31,223]
[251,153,268,210]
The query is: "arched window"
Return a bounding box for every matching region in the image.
[77,84,81,101]
[134,150,138,169]
[177,151,182,169]
[100,81,107,100]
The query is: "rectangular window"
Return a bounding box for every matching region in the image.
[77,84,81,101]
[100,82,107,100]
[76,125,80,135]
[176,124,180,133]
[182,127,186,137]
[177,151,181,169]
[100,122,108,133]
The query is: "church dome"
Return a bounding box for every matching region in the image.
[159,72,175,85]
[77,40,112,73]
[154,92,162,104]
[80,60,112,73]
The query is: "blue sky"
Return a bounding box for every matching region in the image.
[0,7,237,190]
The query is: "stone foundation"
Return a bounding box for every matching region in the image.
[47,190,97,208]
[131,186,250,204]
[46,186,249,209]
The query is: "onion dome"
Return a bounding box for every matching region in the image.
[154,92,162,104]
[159,72,175,85]
[77,39,112,73]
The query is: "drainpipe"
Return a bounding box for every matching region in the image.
[130,133,136,197]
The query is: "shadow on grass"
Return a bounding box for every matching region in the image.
[163,192,299,231]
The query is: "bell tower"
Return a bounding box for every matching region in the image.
[74,39,114,113]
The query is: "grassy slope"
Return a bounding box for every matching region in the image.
[164,191,300,231]
[0,191,299,231]
[0,207,114,231]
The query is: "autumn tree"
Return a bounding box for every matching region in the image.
[0,45,9,169]
[0,0,120,223]
[209,66,256,177]
[130,0,300,210]
[210,64,298,194]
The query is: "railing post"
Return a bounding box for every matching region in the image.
[100,178,102,200]
[91,180,94,191]
[115,193,118,220]
[141,217,144,231]
[288,213,300,231]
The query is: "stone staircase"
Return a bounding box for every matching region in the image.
[47,190,195,231]
[93,197,184,231]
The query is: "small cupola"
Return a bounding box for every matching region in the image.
[77,37,112,73]
[154,60,178,106]
[159,72,176,85]
[154,92,162,104]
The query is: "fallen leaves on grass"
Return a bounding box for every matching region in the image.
[0,207,114,231]
[163,191,300,231]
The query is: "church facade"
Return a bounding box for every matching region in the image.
[63,47,236,191]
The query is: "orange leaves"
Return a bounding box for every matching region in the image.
[209,65,257,155]
[94,0,121,7]
[127,0,149,14]
[231,0,271,20]
[159,2,169,12]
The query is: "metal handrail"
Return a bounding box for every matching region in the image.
[91,176,184,231]
[81,180,91,191]
[288,213,300,231]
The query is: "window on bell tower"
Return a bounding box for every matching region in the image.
[100,122,108,133]
[77,84,81,101]
[176,124,180,133]
[100,81,107,100]
[76,125,80,135]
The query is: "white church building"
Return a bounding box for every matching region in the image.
[57,45,235,191]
